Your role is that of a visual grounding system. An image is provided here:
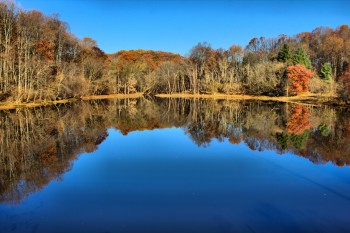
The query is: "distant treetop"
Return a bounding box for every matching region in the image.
[110,50,183,70]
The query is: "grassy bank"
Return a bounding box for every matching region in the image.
[0,93,144,111]
[0,92,345,111]
[155,93,341,106]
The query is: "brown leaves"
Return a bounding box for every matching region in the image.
[35,39,55,61]
[114,50,182,71]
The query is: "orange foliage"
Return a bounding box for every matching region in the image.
[112,50,182,70]
[229,135,242,144]
[35,39,55,61]
[287,64,313,94]
[83,37,97,47]
[38,145,59,166]
[296,32,311,42]
[323,36,344,55]
[286,105,311,135]
[228,45,243,61]
[229,45,243,55]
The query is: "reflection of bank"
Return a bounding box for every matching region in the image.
[0,98,348,204]
[0,101,111,205]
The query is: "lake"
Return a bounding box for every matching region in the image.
[0,98,350,233]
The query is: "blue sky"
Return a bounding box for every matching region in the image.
[15,0,349,55]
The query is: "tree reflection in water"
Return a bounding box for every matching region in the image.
[0,98,349,204]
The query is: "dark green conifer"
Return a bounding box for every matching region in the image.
[277,44,291,63]
[292,48,312,69]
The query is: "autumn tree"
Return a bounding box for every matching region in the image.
[244,37,268,65]
[189,42,216,93]
[338,65,350,101]
[153,61,183,94]
[322,35,344,78]
[243,62,285,96]
[286,64,313,95]
[225,45,244,93]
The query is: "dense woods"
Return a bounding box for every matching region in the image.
[0,0,350,103]
[1,98,350,204]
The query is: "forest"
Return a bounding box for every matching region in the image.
[1,98,350,204]
[0,1,350,103]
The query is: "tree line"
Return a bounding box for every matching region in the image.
[0,0,350,102]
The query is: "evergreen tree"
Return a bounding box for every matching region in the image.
[292,48,312,69]
[320,62,332,81]
[277,44,291,63]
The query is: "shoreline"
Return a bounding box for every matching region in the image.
[0,92,345,110]
[155,93,342,106]
[0,93,144,111]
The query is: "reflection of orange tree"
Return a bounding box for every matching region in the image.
[283,105,312,150]
[286,105,311,135]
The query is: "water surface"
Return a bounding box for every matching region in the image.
[0,98,350,233]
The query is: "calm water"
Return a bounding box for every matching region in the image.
[0,98,350,233]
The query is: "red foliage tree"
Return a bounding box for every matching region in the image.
[287,64,313,95]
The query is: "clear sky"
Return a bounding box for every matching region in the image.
[15,0,349,55]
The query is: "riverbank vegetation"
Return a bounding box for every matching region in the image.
[0,1,350,104]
